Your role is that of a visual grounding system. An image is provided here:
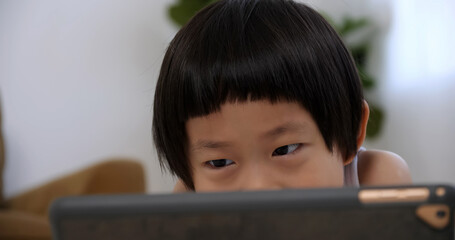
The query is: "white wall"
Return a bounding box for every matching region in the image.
[1,0,454,198]
[0,0,178,198]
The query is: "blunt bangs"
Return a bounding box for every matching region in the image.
[153,0,364,189]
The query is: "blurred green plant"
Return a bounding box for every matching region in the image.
[168,0,384,138]
[169,0,218,27]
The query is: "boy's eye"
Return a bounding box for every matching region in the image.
[206,159,235,168]
[272,144,300,156]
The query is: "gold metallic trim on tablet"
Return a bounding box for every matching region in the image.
[358,188,430,203]
[416,204,451,230]
[435,187,446,197]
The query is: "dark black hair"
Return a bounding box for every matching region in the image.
[153,0,364,190]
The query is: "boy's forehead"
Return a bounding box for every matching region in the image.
[185,100,318,145]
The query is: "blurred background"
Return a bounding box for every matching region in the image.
[1,0,454,200]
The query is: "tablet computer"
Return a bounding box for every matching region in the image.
[50,184,454,240]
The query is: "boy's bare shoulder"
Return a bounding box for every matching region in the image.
[357,149,412,185]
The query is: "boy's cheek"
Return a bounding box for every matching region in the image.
[192,165,344,192]
[193,179,239,192]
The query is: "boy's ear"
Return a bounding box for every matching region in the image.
[357,100,370,149]
[344,100,370,166]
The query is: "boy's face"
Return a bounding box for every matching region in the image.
[186,100,345,192]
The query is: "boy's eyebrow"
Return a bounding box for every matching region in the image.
[192,122,308,152]
[191,140,233,152]
[261,122,308,139]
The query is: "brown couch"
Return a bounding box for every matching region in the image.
[0,102,146,240]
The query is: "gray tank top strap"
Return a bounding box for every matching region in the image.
[343,147,365,187]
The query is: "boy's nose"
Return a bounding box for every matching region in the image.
[239,169,281,191]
